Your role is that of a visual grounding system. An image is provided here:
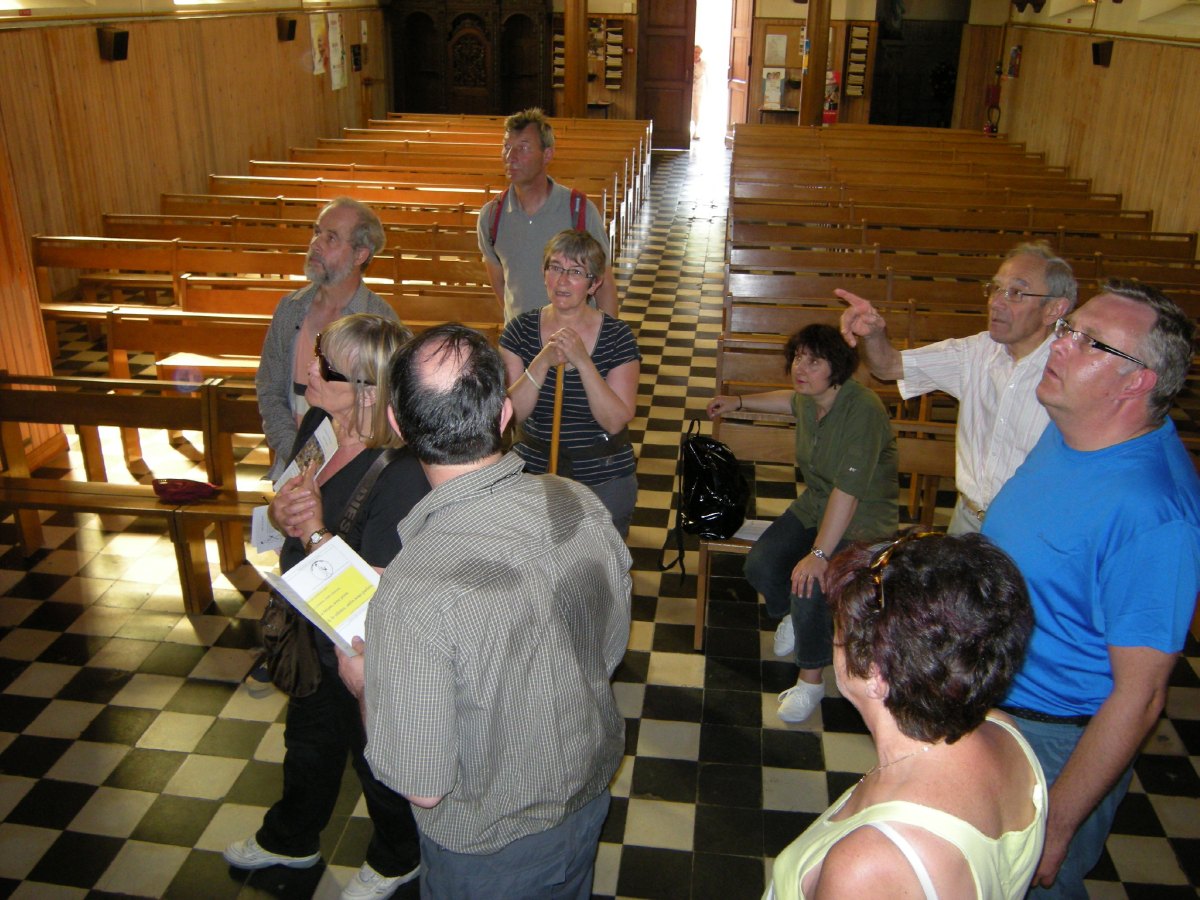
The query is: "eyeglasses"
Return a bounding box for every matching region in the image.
[867,531,941,610]
[314,334,373,385]
[545,263,594,283]
[982,281,1055,303]
[1053,318,1147,368]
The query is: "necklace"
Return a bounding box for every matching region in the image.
[857,741,940,785]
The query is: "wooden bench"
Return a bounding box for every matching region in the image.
[691,414,957,649]
[0,375,258,613]
[162,193,481,228]
[730,200,1154,232]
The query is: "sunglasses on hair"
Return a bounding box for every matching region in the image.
[867,531,942,610]
[314,334,373,385]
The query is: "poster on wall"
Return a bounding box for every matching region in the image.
[763,67,785,110]
[764,34,787,67]
[310,14,329,75]
[328,13,348,90]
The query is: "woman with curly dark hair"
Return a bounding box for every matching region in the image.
[765,533,1046,900]
[708,324,897,723]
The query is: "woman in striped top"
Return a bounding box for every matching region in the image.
[500,229,641,536]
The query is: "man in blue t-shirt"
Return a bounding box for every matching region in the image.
[984,279,1200,898]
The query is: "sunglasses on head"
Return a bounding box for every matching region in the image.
[867,531,942,610]
[314,334,373,385]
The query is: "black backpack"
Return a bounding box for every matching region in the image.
[658,419,750,578]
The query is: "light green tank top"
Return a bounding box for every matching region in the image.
[765,715,1046,900]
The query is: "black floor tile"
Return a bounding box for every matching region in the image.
[762,729,824,770]
[193,718,270,758]
[104,748,187,792]
[629,757,698,804]
[25,830,124,888]
[0,734,73,778]
[616,845,693,899]
[702,689,762,729]
[58,666,133,704]
[79,704,158,745]
[6,778,97,829]
[642,685,703,723]
[698,724,761,764]
[691,850,765,900]
[697,762,762,809]
[131,794,221,846]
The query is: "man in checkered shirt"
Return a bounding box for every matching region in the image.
[339,324,631,899]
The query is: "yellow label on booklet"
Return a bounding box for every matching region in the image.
[306,565,374,628]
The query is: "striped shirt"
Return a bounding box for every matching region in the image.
[899,331,1053,511]
[501,309,641,485]
[363,452,632,855]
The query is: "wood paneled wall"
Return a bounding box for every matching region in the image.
[0,110,62,459]
[0,10,389,249]
[996,26,1200,241]
[951,24,1002,132]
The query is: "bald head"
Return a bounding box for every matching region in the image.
[389,325,508,466]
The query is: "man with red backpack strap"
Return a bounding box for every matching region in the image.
[478,107,619,321]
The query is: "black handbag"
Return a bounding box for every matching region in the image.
[261,448,397,697]
[658,419,750,578]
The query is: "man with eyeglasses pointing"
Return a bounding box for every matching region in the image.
[982,280,1200,896]
[838,242,1076,533]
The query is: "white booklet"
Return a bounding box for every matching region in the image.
[272,417,338,491]
[261,535,378,655]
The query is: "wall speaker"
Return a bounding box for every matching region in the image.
[276,16,297,42]
[1092,40,1114,67]
[97,27,129,62]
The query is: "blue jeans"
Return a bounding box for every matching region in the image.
[743,509,844,669]
[1014,715,1134,900]
[418,790,609,900]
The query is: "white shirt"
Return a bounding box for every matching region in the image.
[899,332,1053,511]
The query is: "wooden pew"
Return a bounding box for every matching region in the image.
[729,221,1197,263]
[0,374,258,613]
[730,200,1154,232]
[162,193,481,228]
[105,213,480,253]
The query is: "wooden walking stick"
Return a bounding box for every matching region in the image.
[548,364,565,474]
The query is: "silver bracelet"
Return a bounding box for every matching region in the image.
[523,369,543,390]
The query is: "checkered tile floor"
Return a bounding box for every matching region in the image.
[2,144,1199,899]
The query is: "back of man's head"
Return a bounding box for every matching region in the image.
[504,107,555,150]
[1103,279,1195,425]
[389,324,507,465]
[1006,241,1078,312]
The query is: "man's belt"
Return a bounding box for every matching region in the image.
[1000,705,1092,727]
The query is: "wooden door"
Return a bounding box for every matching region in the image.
[637,0,696,150]
[728,0,753,136]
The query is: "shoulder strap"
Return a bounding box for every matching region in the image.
[338,448,399,545]
[657,418,702,580]
[569,188,587,231]
[488,188,509,246]
[867,823,940,900]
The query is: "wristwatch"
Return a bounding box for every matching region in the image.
[809,547,829,561]
[305,528,331,552]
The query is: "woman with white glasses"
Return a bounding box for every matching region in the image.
[500,229,641,536]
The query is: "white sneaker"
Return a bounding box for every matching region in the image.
[223,835,320,870]
[772,618,795,657]
[341,861,420,900]
[778,680,825,723]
